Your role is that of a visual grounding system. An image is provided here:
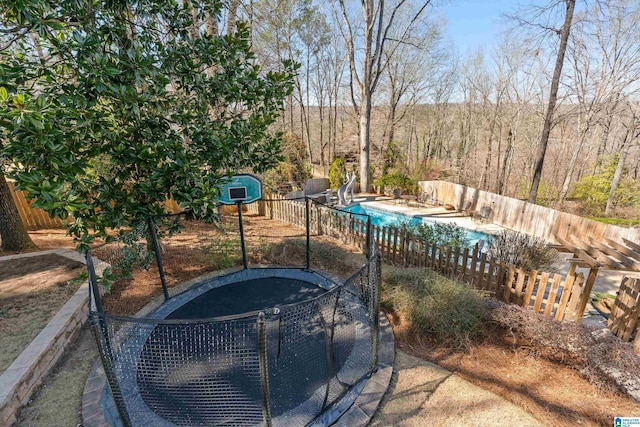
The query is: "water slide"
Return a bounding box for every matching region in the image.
[338,173,357,206]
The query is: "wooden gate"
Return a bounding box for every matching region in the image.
[608,277,640,353]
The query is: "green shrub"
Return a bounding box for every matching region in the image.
[571,155,640,216]
[374,172,417,195]
[329,157,347,189]
[262,133,311,192]
[382,268,488,348]
[405,221,472,248]
[487,230,558,271]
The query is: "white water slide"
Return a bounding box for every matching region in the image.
[338,173,356,206]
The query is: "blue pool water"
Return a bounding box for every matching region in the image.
[345,203,491,246]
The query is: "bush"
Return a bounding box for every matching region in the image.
[374,171,417,195]
[405,221,472,248]
[329,157,347,189]
[262,132,311,192]
[571,155,640,216]
[383,268,488,348]
[487,230,558,271]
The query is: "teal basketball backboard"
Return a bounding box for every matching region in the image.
[218,174,263,205]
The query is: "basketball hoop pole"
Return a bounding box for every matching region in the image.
[237,201,248,269]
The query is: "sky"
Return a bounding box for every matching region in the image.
[438,0,525,54]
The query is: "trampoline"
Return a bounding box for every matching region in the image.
[87,196,381,427]
[93,268,374,426]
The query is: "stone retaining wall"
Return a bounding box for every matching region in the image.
[0,249,96,426]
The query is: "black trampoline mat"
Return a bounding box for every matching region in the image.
[131,275,362,425]
[167,277,327,319]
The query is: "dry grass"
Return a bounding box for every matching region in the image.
[382,267,488,348]
[15,326,97,427]
[391,300,640,426]
[0,254,84,374]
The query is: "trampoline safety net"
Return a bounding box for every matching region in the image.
[88,197,381,427]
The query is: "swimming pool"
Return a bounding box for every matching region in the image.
[345,203,491,246]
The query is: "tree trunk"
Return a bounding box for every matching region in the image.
[498,128,514,195]
[559,133,586,201]
[605,120,636,216]
[528,0,575,204]
[227,0,240,35]
[0,173,36,251]
[359,95,372,192]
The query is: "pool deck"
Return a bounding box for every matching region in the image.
[357,198,505,236]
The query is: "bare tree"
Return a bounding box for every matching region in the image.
[334,0,432,191]
[526,0,576,203]
[379,17,447,173]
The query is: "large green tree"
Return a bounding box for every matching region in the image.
[0,0,295,247]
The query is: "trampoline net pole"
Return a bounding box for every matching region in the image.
[370,253,382,370]
[306,197,311,270]
[147,216,170,301]
[85,249,104,314]
[88,314,133,427]
[257,312,272,426]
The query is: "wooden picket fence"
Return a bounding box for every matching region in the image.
[371,222,590,322]
[249,196,592,323]
[608,277,640,352]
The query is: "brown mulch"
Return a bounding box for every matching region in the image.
[389,309,640,427]
[99,214,366,316]
[0,254,85,374]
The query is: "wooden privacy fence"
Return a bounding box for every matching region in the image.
[7,180,185,231]
[419,180,640,245]
[6,181,67,230]
[249,196,593,323]
[608,277,640,352]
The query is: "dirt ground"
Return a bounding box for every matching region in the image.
[390,313,640,426]
[371,350,542,426]
[0,229,76,257]
[0,253,85,374]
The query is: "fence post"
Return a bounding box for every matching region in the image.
[316,204,322,235]
[575,267,599,322]
[147,216,170,301]
[257,312,272,426]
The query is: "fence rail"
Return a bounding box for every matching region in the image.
[418,180,640,245]
[251,195,592,323]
